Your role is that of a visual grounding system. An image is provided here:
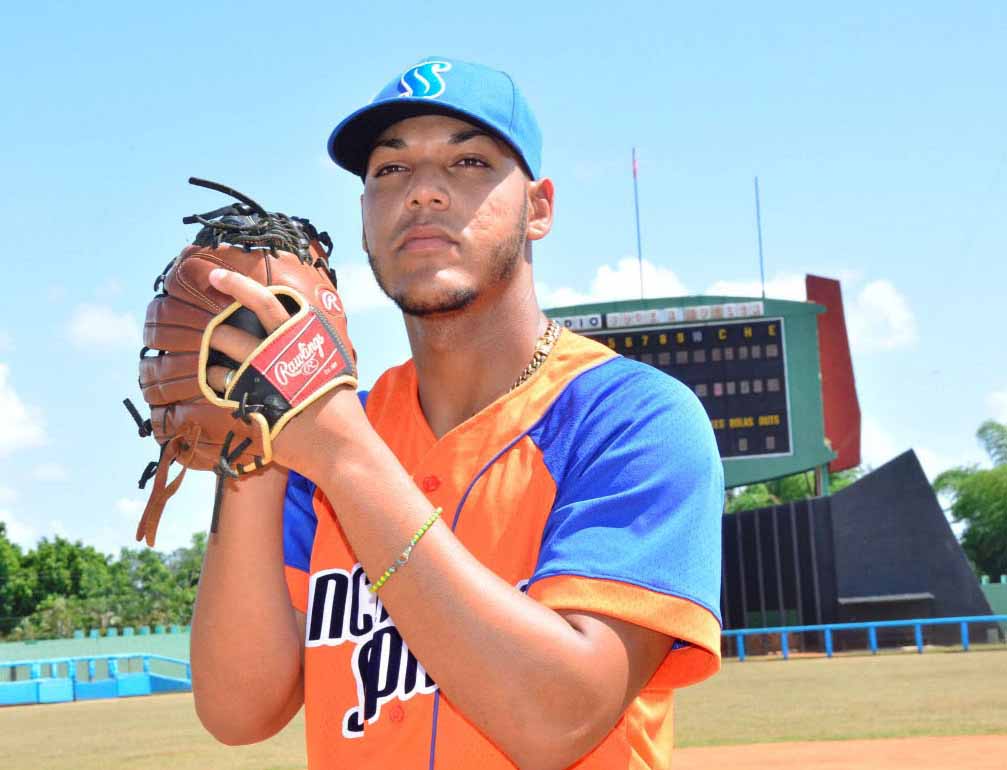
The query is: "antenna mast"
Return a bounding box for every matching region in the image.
[754,176,766,300]
[633,148,644,298]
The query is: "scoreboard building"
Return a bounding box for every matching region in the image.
[548,295,835,489]
[546,278,994,647]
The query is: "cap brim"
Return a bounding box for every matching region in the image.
[327,98,533,179]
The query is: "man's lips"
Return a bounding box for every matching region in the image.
[398,226,457,252]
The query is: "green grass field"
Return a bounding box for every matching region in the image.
[1,649,1005,769]
[675,648,1007,747]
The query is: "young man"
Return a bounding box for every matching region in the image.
[190,57,723,770]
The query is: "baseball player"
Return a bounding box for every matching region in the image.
[188,56,724,769]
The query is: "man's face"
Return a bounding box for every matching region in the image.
[361,114,532,317]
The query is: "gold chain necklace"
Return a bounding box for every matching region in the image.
[509,319,562,392]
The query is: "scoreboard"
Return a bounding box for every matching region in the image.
[549,296,833,487]
[554,303,791,460]
[548,293,838,491]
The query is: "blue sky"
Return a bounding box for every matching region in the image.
[0,2,1004,554]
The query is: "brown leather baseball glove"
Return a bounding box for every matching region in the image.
[124,178,357,546]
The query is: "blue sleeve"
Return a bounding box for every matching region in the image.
[527,358,724,625]
[283,470,318,575]
[282,389,368,576]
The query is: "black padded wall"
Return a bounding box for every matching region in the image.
[829,449,992,620]
[721,497,837,630]
[721,449,992,634]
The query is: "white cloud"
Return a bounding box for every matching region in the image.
[0,363,46,456]
[49,519,70,539]
[847,280,918,354]
[67,304,141,351]
[0,486,16,505]
[860,415,901,471]
[115,497,145,520]
[914,447,956,482]
[860,416,966,481]
[94,279,123,301]
[699,272,917,357]
[704,272,807,302]
[988,389,1007,423]
[538,257,688,308]
[331,262,395,314]
[0,509,37,549]
[33,463,68,482]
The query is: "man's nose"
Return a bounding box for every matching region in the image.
[406,165,450,211]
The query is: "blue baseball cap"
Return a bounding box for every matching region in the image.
[327,56,542,180]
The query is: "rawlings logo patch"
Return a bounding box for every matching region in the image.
[398,60,452,99]
[274,334,325,386]
[251,312,351,407]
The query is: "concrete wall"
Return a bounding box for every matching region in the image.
[981,580,1007,615]
[0,630,190,664]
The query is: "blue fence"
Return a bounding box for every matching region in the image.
[723,614,1007,661]
[0,653,191,706]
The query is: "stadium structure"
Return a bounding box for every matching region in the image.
[546,275,994,649]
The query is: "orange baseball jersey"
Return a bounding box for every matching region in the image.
[283,330,724,769]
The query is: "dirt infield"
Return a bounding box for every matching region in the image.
[674,735,1007,770]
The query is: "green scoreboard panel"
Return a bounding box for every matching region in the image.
[548,297,834,488]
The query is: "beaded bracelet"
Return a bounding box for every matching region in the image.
[369,507,443,594]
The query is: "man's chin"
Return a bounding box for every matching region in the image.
[393,288,478,318]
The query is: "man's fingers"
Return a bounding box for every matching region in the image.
[205,269,299,390]
[209,268,292,333]
[206,365,232,394]
[209,324,260,362]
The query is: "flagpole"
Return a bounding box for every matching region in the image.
[633,148,644,299]
[754,176,766,300]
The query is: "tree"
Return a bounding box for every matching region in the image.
[934,420,1007,578]
[1,529,209,640]
[725,467,863,514]
[11,595,85,640]
[20,536,112,608]
[0,523,35,635]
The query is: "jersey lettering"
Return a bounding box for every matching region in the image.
[306,565,436,738]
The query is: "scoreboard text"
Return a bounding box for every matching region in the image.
[579,318,792,460]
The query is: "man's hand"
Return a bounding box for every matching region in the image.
[128,179,355,546]
[205,268,363,474]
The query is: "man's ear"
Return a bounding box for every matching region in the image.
[526,177,554,242]
[360,194,369,253]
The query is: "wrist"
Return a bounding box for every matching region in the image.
[274,385,367,478]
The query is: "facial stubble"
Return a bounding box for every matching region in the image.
[367,203,529,318]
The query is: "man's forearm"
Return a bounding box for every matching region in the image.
[190,466,304,745]
[300,397,633,769]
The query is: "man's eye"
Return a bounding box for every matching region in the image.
[456,157,489,168]
[374,164,406,177]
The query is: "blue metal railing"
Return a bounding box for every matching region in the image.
[1,653,191,684]
[722,614,1007,661]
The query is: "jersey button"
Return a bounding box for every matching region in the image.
[421,475,441,492]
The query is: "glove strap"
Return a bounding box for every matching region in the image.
[134,423,201,547]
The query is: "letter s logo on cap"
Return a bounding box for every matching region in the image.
[399,61,452,99]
